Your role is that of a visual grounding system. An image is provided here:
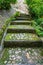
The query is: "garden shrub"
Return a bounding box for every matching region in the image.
[26,0,43,37]
[36,27,43,37]
[0,0,17,10]
[26,0,42,5]
[36,18,43,25]
[33,18,43,36]
[26,0,43,18]
[0,0,11,10]
[30,3,43,17]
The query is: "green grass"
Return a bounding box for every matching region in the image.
[0,49,9,65]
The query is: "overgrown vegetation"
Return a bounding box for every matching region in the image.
[26,0,43,37]
[26,0,43,18]
[10,0,17,4]
[0,0,17,10]
[0,0,11,10]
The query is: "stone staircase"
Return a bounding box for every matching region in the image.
[3,14,42,47]
[16,14,31,20]
[0,14,43,65]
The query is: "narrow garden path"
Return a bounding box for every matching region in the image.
[11,0,29,14]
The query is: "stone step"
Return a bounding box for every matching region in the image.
[16,14,31,20]
[7,25,35,33]
[4,33,42,47]
[0,48,43,65]
[11,20,32,25]
[16,17,30,20]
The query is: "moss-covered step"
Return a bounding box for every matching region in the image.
[4,33,42,47]
[11,20,32,25]
[16,14,31,20]
[7,25,35,33]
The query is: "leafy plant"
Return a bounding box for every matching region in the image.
[0,0,17,10]
[36,18,43,25]
[26,0,43,18]
[0,0,11,10]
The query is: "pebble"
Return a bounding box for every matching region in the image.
[11,55,15,58]
[4,61,7,64]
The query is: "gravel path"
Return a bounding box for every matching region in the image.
[0,48,43,65]
[11,0,29,14]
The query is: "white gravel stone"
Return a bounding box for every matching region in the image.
[17,56,21,59]
[34,52,38,56]
[13,57,16,60]
[12,61,15,63]
[11,55,15,58]
[8,61,11,63]
[15,51,19,54]
[9,57,12,60]
[9,50,12,54]
[4,61,7,64]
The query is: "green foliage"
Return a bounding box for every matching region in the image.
[10,0,17,4]
[36,18,43,25]
[35,26,43,36]
[14,11,20,17]
[26,0,43,18]
[26,0,42,5]
[30,3,43,17]
[32,18,43,37]
[0,0,17,10]
[0,0,11,10]
[26,0,43,36]
[35,18,43,36]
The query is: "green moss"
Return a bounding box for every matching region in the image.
[0,30,3,35]
[5,34,12,40]
[0,48,9,65]
[8,25,34,29]
[5,33,40,41]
